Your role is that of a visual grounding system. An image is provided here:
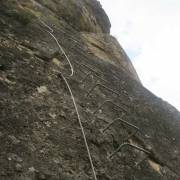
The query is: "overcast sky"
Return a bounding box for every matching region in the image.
[99,0,180,111]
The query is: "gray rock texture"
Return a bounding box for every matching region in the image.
[0,0,180,180]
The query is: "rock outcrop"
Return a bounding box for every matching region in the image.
[0,0,180,180]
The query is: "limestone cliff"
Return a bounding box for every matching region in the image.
[0,0,180,180]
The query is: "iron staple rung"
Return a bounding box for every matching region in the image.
[93,100,127,115]
[74,62,126,95]
[108,143,150,159]
[81,71,108,84]
[87,83,122,98]
[40,21,127,90]
[76,60,123,90]
[102,117,139,133]
[76,67,87,75]
[74,61,104,77]
[80,72,93,83]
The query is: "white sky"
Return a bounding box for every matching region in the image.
[99,0,180,111]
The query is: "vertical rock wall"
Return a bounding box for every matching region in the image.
[0,0,180,180]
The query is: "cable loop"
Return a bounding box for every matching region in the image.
[39,18,74,77]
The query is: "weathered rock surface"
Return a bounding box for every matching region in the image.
[0,0,180,180]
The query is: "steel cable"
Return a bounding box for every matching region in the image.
[39,18,97,180]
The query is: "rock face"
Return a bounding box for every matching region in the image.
[0,0,180,180]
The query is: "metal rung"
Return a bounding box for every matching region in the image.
[108,143,150,159]
[102,117,139,133]
[80,72,93,83]
[93,100,127,115]
[76,67,87,75]
[80,71,108,84]
[72,62,89,76]
[74,61,104,77]
[86,83,121,97]
[74,62,126,94]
